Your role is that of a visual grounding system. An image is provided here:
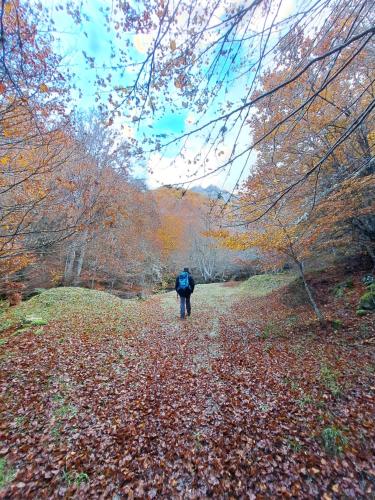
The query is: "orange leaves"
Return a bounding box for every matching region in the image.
[236,12,375,267]
[39,83,49,93]
[155,214,185,256]
[0,251,33,276]
[4,2,12,15]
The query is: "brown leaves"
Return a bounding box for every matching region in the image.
[0,272,374,497]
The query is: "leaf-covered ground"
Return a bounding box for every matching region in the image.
[0,273,374,498]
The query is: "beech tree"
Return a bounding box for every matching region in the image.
[61,0,374,200]
[209,9,374,320]
[2,0,373,296]
[0,1,71,284]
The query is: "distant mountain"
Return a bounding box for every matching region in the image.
[190,184,232,202]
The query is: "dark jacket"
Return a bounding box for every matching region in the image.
[175,272,195,297]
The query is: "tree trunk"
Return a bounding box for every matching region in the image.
[64,243,76,284]
[297,261,324,323]
[64,231,88,286]
[72,246,86,285]
[364,243,375,271]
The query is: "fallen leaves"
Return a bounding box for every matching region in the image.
[0,272,374,497]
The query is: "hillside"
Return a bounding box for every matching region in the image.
[190,185,232,202]
[0,271,374,497]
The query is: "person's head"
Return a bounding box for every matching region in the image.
[183,267,190,273]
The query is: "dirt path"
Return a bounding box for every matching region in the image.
[1,281,374,498]
[1,283,249,498]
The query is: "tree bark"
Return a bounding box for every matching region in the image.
[64,243,76,284]
[297,261,324,323]
[72,230,88,285]
[64,231,88,286]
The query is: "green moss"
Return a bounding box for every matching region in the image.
[356,309,368,317]
[333,279,354,298]
[0,319,13,333]
[359,291,375,311]
[22,316,48,326]
[240,273,298,298]
[0,287,134,335]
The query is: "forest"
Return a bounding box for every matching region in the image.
[0,0,374,497]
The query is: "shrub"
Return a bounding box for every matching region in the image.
[8,292,22,307]
[4,282,24,306]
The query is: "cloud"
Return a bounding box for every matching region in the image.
[146,139,241,190]
[122,124,135,139]
[185,112,196,126]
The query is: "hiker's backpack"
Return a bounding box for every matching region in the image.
[177,271,191,292]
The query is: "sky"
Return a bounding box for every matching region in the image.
[44,0,297,192]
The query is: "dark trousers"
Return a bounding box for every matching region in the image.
[179,294,191,319]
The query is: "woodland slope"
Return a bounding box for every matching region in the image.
[0,270,374,498]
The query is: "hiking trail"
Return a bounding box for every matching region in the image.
[1,277,374,497]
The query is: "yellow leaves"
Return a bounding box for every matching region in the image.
[0,251,33,276]
[39,83,49,93]
[50,270,63,285]
[0,156,9,165]
[3,128,12,138]
[155,215,184,256]
[4,2,12,15]
[206,229,230,239]
[209,230,251,251]
[368,131,375,152]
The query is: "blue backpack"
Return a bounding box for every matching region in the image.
[177,271,191,292]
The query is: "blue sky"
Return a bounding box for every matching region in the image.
[46,0,296,191]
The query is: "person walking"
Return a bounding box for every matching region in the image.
[175,267,195,319]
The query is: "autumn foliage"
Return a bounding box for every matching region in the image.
[210,13,374,319]
[0,0,374,497]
